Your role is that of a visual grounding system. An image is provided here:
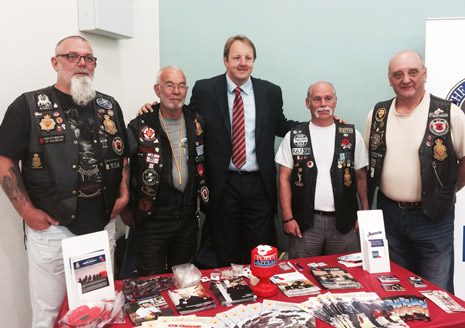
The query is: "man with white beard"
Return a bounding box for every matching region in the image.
[275,81,369,258]
[0,35,129,328]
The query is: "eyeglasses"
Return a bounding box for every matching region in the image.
[56,53,97,65]
[159,84,188,92]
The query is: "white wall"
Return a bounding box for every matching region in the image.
[0,1,160,326]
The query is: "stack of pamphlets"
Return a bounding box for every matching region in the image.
[125,292,173,326]
[209,277,256,307]
[299,292,409,328]
[167,283,216,315]
[270,271,320,297]
[310,266,363,289]
[337,253,363,267]
[141,301,316,328]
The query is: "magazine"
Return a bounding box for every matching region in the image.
[209,277,256,307]
[167,284,216,315]
[270,271,320,297]
[383,295,431,321]
[125,292,173,326]
[310,266,363,289]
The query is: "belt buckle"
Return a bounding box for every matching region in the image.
[397,201,419,210]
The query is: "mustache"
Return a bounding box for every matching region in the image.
[74,68,91,75]
[316,106,332,113]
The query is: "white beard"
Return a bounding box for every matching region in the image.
[71,75,96,106]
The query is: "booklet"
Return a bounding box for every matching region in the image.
[310,267,363,289]
[167,283,216,315]
[209,277,256,307]
[270,271,320,297]
[125,292,173,326]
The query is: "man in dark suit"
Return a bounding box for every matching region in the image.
[190,35,298,266]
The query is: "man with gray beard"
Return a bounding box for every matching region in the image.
[0,35,129,328]
[275,81,369,258]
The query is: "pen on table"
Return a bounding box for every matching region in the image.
[295,262,304,271]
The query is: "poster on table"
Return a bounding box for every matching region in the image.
[425,17,465,299]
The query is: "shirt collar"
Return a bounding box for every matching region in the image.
[226,74,253,96]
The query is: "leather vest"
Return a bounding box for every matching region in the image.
[368,94,457,221]
[23,86,126,224]
[290,121,358,234]
[128,105,209,221]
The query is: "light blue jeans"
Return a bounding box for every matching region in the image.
[26,220,115,328]
[378,194,455,294]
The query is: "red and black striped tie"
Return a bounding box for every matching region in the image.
[232,87,246,169]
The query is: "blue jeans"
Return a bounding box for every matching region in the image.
[378,194,455,293]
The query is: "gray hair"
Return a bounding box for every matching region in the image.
[307,81,336,99]
[55,35,90,55]
[156,65,183,84]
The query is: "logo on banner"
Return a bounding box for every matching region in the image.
[447,78,465,112]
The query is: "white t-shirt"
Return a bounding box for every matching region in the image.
[275,122,368,211]
[364,93,465,202]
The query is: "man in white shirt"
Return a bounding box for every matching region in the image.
[365,50,465,293]
[276,81,369,258]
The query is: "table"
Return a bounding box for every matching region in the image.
[54,254,465,327]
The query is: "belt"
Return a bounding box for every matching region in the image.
[228,170,259,176]
[383,194,422,210]
[314,210,336,216]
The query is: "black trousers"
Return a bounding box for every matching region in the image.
[210,172,276,267]
[134,206,198,276]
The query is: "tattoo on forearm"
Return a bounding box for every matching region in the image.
[1,167,31,211]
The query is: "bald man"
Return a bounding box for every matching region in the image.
[365,50,465,293]
[276,81,369,259]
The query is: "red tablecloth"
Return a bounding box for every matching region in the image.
[55,254,465,327]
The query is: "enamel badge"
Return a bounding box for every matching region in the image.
[112,137,124,155]
[31,153,43,169]
[344,168,352,187]
[433,138,448,161]
[103,115,117,135]
[294,168,304,187]
[96,98,113,110]
[141,126,156,142]
[200,186,209,202]
[142,168,159,186]
[429,119,449,136]
[195,118,203,136]
[39,114,56,132]
[293,134,308,147]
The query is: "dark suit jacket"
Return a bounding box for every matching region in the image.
[189,73,298,214]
